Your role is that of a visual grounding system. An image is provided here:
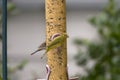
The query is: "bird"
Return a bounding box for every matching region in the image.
[45,33,68,53]
[31,33,69,59]
[40,33,68,59]
[30,42,46,55]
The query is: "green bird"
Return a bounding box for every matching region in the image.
[41,33,69,59]
[46,33,68,52]
[31,33,69,59]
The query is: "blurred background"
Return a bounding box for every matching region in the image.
[0,0,120,80]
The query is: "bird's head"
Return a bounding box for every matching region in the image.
[50,33,69,40]
[62,33,69,38]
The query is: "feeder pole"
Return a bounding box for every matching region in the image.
[2,0,8,80]
[45,0,68,80]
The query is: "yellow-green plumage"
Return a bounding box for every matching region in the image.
[46,33,68,52]
[41,33,68,59]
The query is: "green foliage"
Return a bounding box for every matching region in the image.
[0,3,16,23]
[0,53,28,80]
[8,60,28,74]
[0,2,16,39]
[74,0,120,80]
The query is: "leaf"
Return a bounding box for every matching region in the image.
[73,38,89,46]
[16,60,28,70]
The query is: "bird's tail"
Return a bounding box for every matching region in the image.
[31,50,39,55]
